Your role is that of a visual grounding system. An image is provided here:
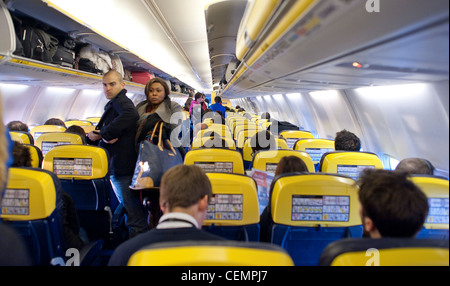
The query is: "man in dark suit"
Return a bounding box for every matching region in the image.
[87,70,148,238]
[108,164,225,266]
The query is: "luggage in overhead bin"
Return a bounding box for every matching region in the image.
[17,25,59,63]
[110,53,124,78]
[78,44,113,74]
[225,58,239,84]
[131,71,154,85]
[52,46,75,68]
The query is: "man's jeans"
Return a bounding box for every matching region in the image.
[110,174,148,237]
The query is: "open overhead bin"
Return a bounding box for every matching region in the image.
[0,0,192,94]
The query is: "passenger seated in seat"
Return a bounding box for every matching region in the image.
[11,141,87,250]
[201,131,229,149]
[260,156,308,242]
[262,112,301,134]
[394,158,434,175]
[358,169,429,238]
[44,118,66,127]
[108,164,225,266]
[1,107,32,265]
[6,120,29,132]
[250,130,276,157]
[65,125,87,144]
[334,129,361,151]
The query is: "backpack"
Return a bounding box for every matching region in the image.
[15,24,59,62]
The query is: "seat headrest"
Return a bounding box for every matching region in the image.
[270,173,361,227]
[29,125,66,140]
[42,145,109,179]
[319,151,384,180]
[294,139,335,164]
[204,173,259,226]
[35,132,85,155]
[9,131,34,145]
[1,168,60,221]
[410,176,449,230]
[184,149,245,174]
[127,240,294,266]
[252,150,315,173]
[319,238,449,266]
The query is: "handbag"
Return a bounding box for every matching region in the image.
[130,120,183,189]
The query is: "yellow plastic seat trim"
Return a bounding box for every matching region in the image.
[410,176,449,230]
[331,248,449,266]
[252,150,315,173]
[271,174,361,227]
[1,168,56,221]
[128,245,294,266]
[184,149,245,174]
[42,145,109,179]
[204,173,259,226]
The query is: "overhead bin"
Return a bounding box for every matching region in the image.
[235,0,281,61]
[223,0,449,97]
[0,0,190,94]
[205,0,247,87]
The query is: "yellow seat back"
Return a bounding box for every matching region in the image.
[252,150,315,173]
[271,174,360,227]
[410,176,449,231]
[294,139,335,164]
[1,168,57,221]
[320,151,384,180]
[279,130,314,149]
[234,123,258,140]
[128,241,294,266]
[191,136,236,150]
[236,129,258,148]
[29,125,66,141]
[9,131,33,144]
[197,127,233,140]
[64,120,92,127]
[42,145,109,179]
[232,119,252,137]
[242,137,289,163]
[320,238,449,266]
[35,132,84,155]
[184,149,245,174]
[204,173,259,226]
[85,117,101,126]
[25,144,43,168]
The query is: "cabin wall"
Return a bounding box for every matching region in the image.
[346,81,449,175]
[237,81,449,176]
[0,83,148,127]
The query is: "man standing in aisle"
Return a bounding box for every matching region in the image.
[87,70,148,238]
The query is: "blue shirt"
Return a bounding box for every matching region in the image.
[209,103,227,118]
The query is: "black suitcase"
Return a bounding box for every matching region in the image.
[52,46,75,68]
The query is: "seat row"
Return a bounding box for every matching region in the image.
[1,146,448,265]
